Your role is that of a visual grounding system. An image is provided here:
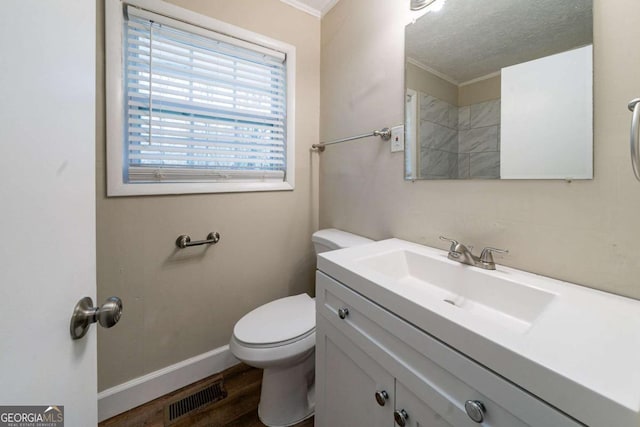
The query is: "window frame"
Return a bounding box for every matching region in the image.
[105,0,296,196]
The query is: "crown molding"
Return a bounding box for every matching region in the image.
[406,57,459,86]
[279,0,340,18]
[320,0,340,16]
[279,0,321,18]
[459,71,501,87]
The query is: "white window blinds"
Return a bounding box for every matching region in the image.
[124,6,288,183]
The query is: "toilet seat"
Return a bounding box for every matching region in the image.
[235,327,315,349]
[230,329,315,368]
[233,293,315,348]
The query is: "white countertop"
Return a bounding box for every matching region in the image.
[318,238,640,427]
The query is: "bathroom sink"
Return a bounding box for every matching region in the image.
[355,249,556,333]
[317,238,640,427]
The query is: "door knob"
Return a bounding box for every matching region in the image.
[338,307,349,319]
[70,296,123,340]
[394,409,409,426]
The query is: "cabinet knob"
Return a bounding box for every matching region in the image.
[338,307,349,319]
[394,409,409,426]
[374,390,389,406]
[464,400,486,423]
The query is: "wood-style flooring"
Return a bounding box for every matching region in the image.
[99,364,314,427]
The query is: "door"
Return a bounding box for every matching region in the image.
[394,382,454,427]
[0,1,97,426]
[315,316,394,427]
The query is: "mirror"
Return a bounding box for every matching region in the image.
[404,0,593,180]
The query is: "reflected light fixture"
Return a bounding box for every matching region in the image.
[410,0,437,10]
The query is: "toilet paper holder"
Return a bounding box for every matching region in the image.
[176,232,221,249]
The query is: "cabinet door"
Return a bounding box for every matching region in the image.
[316,315,394,427]
[394,382,453,427]
[396,379,532,427]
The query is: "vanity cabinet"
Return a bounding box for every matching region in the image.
[316,317,394,426]
[315,271,582,427]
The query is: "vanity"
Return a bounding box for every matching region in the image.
[315,239,640,427]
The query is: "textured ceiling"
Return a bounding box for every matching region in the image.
[406,0,593,84]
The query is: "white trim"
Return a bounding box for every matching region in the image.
[98,345,239,422]
[105,0,296,196]
[459,70,502,87]
[405,89,419,180]
[321,0,341,17]
[406,57,502,88]
[406,57,459,86]
[277,0,340,18]
[279,0,321,18]
[106,181,294,197]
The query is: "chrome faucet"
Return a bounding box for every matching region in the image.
[439,236,508,270]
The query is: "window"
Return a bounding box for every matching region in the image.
[106,0,296,196]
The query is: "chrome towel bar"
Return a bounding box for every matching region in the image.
[628,98,640,181]
[312,128,392,152]
[176,232,221,249]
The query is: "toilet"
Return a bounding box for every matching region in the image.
[229,229,373,427]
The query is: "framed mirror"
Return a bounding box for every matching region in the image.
[404,0,593,180]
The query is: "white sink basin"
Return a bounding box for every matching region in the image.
[317,238,640,427]
[355,249,556,333]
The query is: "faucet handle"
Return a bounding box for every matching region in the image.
[480,247,509,264]
[439,236,459,252]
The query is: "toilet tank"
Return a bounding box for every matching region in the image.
[312,228,373,254]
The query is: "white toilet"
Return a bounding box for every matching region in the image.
[229,228,373,427]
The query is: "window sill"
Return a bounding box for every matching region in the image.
[107,181,294,197]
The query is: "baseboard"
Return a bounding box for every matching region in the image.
[97,345,239,422]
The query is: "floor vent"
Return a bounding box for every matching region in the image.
[165,379,227,424]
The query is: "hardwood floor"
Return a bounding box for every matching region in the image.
[99,364,314,427]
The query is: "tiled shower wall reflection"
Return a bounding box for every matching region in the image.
[418,93,501,179]
[419,94,459,179]
[458,100,500,179]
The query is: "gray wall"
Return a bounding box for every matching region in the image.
[406,62,458,106]
[459,75,501,107]
[96,0,320,391]
[320,0,640,300]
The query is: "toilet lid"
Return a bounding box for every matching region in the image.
[234,294,315,346]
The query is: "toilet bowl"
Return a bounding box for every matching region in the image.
[229,229,373,427]
[230,294,316,426]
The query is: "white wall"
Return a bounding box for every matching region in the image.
[501,46,593,179]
